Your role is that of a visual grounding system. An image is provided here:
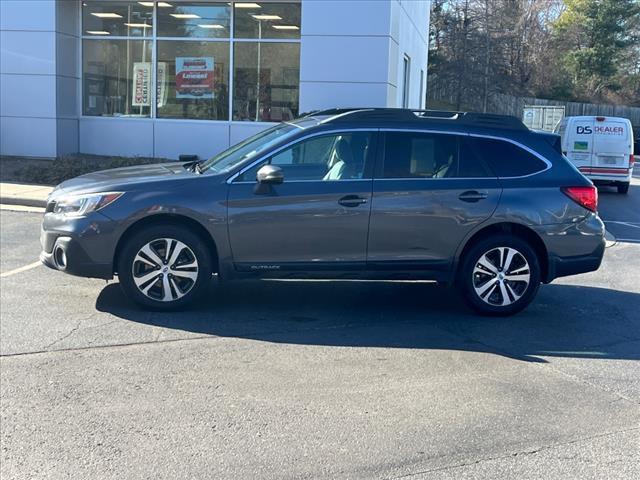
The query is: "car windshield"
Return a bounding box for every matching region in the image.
[200,124,300,174]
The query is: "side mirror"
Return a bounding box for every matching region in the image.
[256,164,284,184]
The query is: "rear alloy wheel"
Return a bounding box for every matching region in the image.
[118,225,212,310]
[461,235,541,316]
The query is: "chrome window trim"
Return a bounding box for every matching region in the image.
[226,127,553,184]
[378,128,552,180]
[225,128,379,184]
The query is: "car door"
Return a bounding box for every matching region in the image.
[366,130,501,271]
[567,118,594,174]
[592,119,632,172]
[227,130,377,271]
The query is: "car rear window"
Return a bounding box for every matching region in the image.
[465,137,548,177]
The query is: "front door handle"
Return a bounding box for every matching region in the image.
[338,195,368,207]
[459,190,488,203]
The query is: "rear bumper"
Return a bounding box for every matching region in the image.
[546,243,605,282]
[579,167,632,183]
[536,213,606,283]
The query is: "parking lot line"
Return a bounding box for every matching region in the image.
[604,221,640,229]
[0,261,42,278]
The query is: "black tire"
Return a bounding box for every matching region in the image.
[459,234,541,316]
[617,182,630,194]
[117,224,213,310]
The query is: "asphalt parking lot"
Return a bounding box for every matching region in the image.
[1,177,639,479]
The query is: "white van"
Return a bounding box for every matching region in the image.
[555,116,635,194]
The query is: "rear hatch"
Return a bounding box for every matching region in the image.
[567,118,593,172]
[592,119,631,173]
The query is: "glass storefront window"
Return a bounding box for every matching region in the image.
[158,3,231,39]
[83,39,153,117]
[156,41,230,120]
[233,2,301,40]
[233,42,300,121]
[83,1,153,37]
[81,2,301,121]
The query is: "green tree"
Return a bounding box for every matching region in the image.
[554,0,640,99]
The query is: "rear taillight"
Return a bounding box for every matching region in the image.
[630,154,635,167]
[562,186,598,212]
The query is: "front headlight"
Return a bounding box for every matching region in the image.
[53,192,123,217]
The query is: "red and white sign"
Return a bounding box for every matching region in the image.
[132,62,151,107]
[175,57,214,99]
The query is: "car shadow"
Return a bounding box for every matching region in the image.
[96,280,640,363]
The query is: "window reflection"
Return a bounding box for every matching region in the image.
[83,0,153,37]
[83,39,153,117]
[157,41,229,120]
[234,2,301,39]
[233,42,299,121]
[158,3,230,38]
[81,2,301,122]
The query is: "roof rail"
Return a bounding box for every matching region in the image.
[305,108,528,131]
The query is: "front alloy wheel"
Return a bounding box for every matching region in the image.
[118,225,212,310]
[132,238,199,302]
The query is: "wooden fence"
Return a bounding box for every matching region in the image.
[427,85,640,125]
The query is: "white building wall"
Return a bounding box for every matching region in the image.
[0,0,80,158]
[300,0,429,112]
[299,0,394,112]
[390,0,430,109]
[1,1,58,158]
[1,0,430,160]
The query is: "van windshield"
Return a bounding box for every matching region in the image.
[200,124,299,174]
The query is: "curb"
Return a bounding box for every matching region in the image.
[0,196,47,208]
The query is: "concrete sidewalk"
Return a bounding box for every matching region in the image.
[0,183,53,208]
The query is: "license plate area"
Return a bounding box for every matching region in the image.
[599,155,620,165]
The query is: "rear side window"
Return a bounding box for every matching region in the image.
[382,132,458,178]
[458,139,495,178]
[466,137,548,177]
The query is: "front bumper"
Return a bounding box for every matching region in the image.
[40,212,118,280]
[40,236,113,279]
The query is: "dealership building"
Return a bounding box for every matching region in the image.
[1,0,430,160]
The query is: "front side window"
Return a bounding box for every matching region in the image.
[236,132,374,182]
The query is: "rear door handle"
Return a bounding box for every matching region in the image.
[458,190,488,203]
[338,195,368,207]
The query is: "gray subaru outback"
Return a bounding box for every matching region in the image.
[40,109,605,315]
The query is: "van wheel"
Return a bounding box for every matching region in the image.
[118,225,212,310]
[617,182,630,194]
[459,235,541,316]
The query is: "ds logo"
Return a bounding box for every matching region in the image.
[577,126,593,134]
